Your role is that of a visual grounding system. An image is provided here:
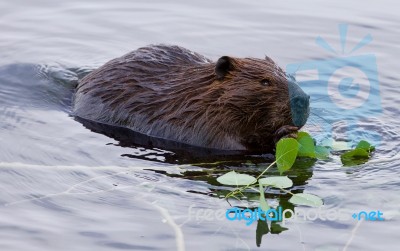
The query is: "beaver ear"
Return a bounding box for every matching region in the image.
[265,55,273,62]
[215,56,234,79]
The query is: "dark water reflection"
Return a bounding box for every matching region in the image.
[1,0,400,250]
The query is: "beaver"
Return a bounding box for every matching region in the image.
[73,45,310,152]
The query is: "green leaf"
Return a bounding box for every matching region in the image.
[340,148,370,166]
[216,170,256,186]
[256,219,269,247]
[321,139,351,151]
[332,141,351,151]
[276,138,299,174]
[289,193,323,207]
[343,148,369,158]
[356,140,375,152]
[315,146,330,160]
[296,132,316,158]
[258,183,270,211]
[259,176,293,189]
[270,221,289,234]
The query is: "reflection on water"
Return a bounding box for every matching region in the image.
[0,0,400,250]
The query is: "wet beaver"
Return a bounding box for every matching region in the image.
[73,45,309,152]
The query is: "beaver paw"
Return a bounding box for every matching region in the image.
[273,125,299,144]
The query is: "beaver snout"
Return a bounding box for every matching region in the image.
[288,80,310,127]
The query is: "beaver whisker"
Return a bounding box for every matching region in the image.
[310,95,331,103]
[309,111,330,124]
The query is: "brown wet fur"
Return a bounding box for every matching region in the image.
[73,45,295,152]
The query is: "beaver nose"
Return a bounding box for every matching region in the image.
[288,80,310,127]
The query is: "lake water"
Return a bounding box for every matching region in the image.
[0,0,399,250]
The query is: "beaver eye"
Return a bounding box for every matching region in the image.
[260,79,271,86]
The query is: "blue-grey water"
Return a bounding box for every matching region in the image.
[0,0,399,250]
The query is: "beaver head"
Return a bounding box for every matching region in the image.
[206,55,310,151]
[74,45,309,152]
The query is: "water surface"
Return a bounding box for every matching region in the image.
[0,0,399,250]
